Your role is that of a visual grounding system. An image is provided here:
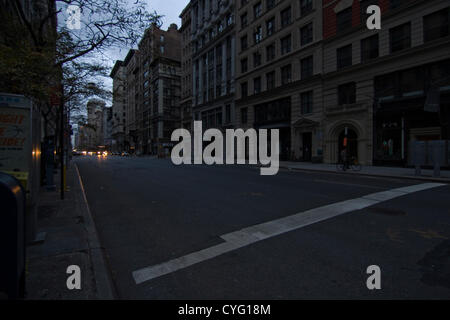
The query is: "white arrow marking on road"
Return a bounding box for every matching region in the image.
[132,183,446,285]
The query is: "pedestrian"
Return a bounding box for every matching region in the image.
[340,148,349,170]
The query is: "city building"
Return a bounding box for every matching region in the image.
[110,60,127,152]
[180,2,194,132]
[321,0,450,166]
[124,49,140,153]
[138,23,182,156]
[191,0,237,133]
[103,106,113,150]
[86,99,106,148]
[235,0,324,161]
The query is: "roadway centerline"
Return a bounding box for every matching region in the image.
[132,183,446,285]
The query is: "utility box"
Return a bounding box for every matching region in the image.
[0,172,26,299]
[0,93,41,243]
[408,140,450,167]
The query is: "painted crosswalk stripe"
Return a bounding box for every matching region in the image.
[132,183,445,285]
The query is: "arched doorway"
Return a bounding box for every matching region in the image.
[338,128,358,161]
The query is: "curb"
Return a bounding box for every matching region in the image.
[280,165,450,183]
[74,164,116,300]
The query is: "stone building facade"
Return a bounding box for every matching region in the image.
[235,0,324,161]
[191,0,237,131]
[180,3,194,132]
[110,60,127,152]
[124,49,140,153]
[322,0,450,166]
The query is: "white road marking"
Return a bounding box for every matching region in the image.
[132,183,446,285]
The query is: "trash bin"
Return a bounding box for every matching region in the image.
[0,172,26,299]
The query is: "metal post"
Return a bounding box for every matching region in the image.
[60,92,64,200]
[433,142,441,178]
[414,142,422,176]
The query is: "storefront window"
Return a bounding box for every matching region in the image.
[400,68,424,97]
[375,118,402,161]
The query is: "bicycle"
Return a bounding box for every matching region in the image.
[336,157,362,172]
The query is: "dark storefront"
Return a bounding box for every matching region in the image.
[374,59,450,166]
[254,97,291,161]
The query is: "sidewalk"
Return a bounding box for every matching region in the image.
[25,164,114,300]
[279,161,450,183]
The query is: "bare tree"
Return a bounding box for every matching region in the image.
[1,0,161,100]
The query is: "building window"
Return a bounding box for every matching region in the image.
[300,23,313,46]
[241,82,248,98]
[254,2,262,19]
[361,34,379,62]
[336,7,352,33]
[337,44,352,70]
[301,91,313,114]
[241,35,248,50]
[423,8,450,43]
[300,0,313,16]
[280,35,291,55]
[254,77,262,94]
[254,26,263,44]
[266,43,275,61]
[360,0,378,24]
[400,68,424,97]
[267,0,275,11]
[281,7,292,28]
[241,12,248,28]
[225,105,231,124]
[390,23,411,53]
[266,17,275,36]
[301,55,313,79]
[390,0,408,9]
[241,108,248,124]
[254,97,291,124]
[266,71,275,90]
[338,82,356,105]
[281,64,292,85]
[227,14,234,26]
[241,58,248,73]
[253,51,262,68]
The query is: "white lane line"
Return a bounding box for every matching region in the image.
[132,183,446,285]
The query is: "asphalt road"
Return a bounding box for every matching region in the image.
[74,155,450,299]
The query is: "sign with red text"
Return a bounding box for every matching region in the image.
[0,97,31,172]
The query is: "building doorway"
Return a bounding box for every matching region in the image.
[302,132,312,162]
[338,129,358,161]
